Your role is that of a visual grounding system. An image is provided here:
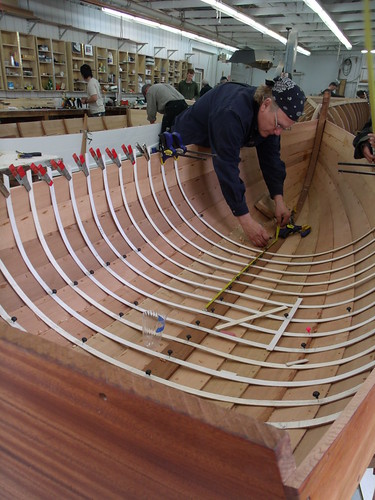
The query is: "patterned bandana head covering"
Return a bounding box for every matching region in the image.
[270,77,306,121]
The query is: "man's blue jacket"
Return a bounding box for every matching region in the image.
[173,82,286,217]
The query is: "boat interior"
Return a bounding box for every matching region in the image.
[0,93,374,498]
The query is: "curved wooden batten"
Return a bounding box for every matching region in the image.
[0,96,374,498]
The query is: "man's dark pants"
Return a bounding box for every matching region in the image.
[162,99,188,132]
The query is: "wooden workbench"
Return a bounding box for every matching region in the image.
[0,106,127,123]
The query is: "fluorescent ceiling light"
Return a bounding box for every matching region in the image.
[361,49,375,54]
[102,7,237,52]
[303,0,352,50]
[200,0,311,56]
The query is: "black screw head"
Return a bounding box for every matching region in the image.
[52,289,57,294]
[195,320,200,325]
[284,313,289,318]
[228,285,232,290]
[210,307,215,313]
[137,248,141,252]
[346,307,351,312]
[219,296,223,301]
[11,316,17,322]
[301,342,307,349]
[145,369,151,376]
[186,334,192,341]
[73,280,78,286]
[167,349,173,356]
[119,312,124,317]
[89,270,94,274]
[134,300,138,306]
[82,337,87,343]
[106,261,110,266]
[312,391,320,399]
[123,254,127,259]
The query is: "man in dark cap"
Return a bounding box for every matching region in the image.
[142,83,188,132]
[173,77,306,247]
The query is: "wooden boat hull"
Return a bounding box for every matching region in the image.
[0,98,374,498]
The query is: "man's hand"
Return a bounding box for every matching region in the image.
[362,133,375,163]
[274,194,291,227]
[237,213,270,248]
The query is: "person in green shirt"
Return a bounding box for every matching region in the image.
[178,69,199,101]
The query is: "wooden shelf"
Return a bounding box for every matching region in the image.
[0,29,191,94]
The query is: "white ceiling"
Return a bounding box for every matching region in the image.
[85,0,375,54]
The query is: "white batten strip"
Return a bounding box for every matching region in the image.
[0,304,27,331]
[215,306,287,330]
[267,298,303,351]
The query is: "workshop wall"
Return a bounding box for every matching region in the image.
[1,0,365,97]
[2,0,229,91]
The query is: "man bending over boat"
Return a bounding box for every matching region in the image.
[353,120,375,164]
[173,77,306,248]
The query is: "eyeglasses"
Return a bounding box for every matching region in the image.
[274,111,292,131]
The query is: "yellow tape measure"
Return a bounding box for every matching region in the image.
[205,226,280,310]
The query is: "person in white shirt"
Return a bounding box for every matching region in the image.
[80,64,105,116]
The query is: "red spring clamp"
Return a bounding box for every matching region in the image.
[9,164,31,191]
[50,159,72,181]
[72,153,89,176]
[30,163,53,186]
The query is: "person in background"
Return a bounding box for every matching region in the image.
[199,79,212,98]
[80,64,105,116]
[215,76,228,87]
[356,90,368,99]
[321,81,343,97]
[173,77,306,248]
[353,120,374,163]
[178,69,199,100]
[142,83,188,132]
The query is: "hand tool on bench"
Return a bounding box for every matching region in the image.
[72,153,89,176]
[89,147,105,170]
[8,164,31,191]
[50,159,72,181]
[16,150,42,159]
[30,163,53,186]
[121,144,135,165]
